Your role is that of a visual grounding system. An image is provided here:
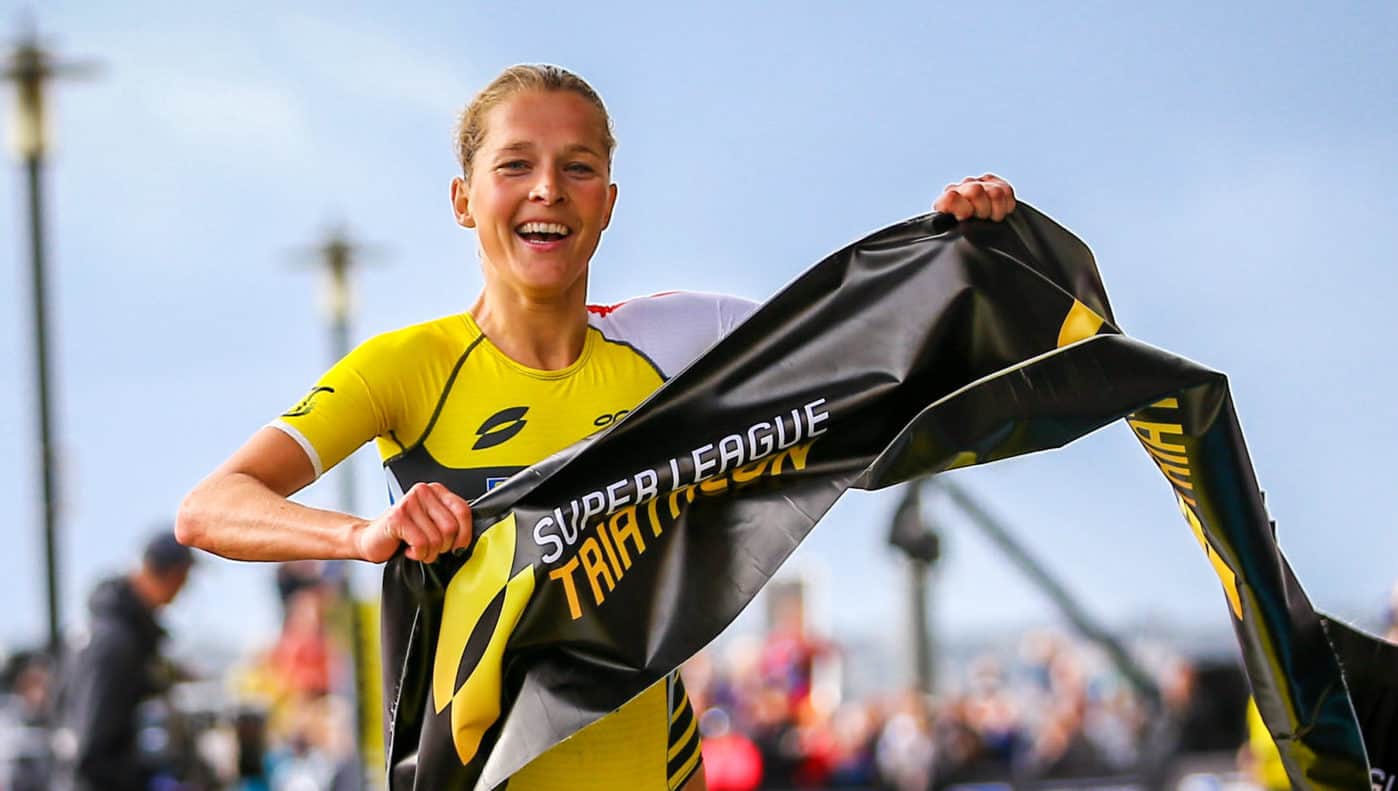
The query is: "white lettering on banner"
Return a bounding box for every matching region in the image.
[534,397,831,563]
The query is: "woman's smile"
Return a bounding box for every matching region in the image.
[515,220,574,252]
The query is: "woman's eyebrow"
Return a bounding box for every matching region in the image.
[561,143,602,157]
[497,140,601,157]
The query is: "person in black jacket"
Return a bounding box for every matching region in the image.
[52,531,194,791]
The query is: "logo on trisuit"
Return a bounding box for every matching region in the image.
[282,386,335,418]
[472,406,529,450]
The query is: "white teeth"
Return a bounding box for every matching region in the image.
[516,222,571,236]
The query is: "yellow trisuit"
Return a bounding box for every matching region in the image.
[275,292,755,790]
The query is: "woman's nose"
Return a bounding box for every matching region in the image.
[528,175,564,204]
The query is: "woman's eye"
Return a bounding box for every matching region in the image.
[566,163,595,175]
[498,160,529,172]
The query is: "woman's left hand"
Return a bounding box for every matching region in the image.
[934,174,1016,222]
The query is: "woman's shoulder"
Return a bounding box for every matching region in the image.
[586,291,759,376]
[344,313,477,375]
[360,313,476,354]
[587,291,758,328]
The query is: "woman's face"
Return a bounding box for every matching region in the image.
[452,90,617,301]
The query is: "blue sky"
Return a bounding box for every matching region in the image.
[2,1,1395,674]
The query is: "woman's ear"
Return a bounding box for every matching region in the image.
[450,176,475,228]
[601,182,618,230]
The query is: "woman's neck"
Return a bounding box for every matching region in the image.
[469,280,589,371]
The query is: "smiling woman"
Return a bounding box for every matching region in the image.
[452,85,619,357]
[173,62,1016,791]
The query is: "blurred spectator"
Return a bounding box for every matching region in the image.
[750,681,801,787]
[761,590,825,712]
[1,651,56,791]
[876,691,934,791]
[700,708,764,791]
[275,561,326,617]
[232,707,272,791]
[266,589,333,700]
[51,530,195,791]
[825,702,880,787]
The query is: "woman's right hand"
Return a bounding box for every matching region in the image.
[355,482,474,564]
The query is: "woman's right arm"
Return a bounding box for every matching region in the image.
[176,426,472,564]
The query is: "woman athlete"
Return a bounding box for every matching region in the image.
[176,64,1017,790]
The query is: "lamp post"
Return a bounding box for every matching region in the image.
[887,483,940,693]
[299,225,382,513]
[3,25,96,654]
[296,224,383,786]
[318,227,359,514]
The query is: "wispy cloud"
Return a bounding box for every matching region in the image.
[276,12,478,117]
[147,73,315,162]
[52,19,321,166]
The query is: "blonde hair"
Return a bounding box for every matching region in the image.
[454,64,616,179]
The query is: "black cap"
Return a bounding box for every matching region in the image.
[143,529,194,574]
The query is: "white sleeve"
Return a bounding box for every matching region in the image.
[589,292,759,378]
[716,292,759,335]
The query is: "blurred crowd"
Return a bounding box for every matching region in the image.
[5,572,1394,790]
[684,589,1220,791]
[685,577,1398,791]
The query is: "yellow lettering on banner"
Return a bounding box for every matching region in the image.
[1153,459,1194,490]
[1139,440,1188,466]
[609,506,645,568]
[699,476,730,495]
[1056,300,1106,347]
[595,522,624,578]
[546,436,827,623]
[667,484,699,519]
[645,497,665,538]
[1178,494,1243,619]
[1128,420,1187,454]
[548,556,583,619]
[732,458,770,484]
[579,537,615,604]
[1129,400,1236,618]
[771,440,815,476]
[430,514,537,765]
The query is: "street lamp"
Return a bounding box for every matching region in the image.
[3,23,97,654]
[294,224,383,515]
[887,483,941,693]
[294,223,385,787]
